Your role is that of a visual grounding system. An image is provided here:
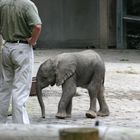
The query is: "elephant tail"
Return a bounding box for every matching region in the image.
[36,83,46,118]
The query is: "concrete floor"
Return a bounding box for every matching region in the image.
[6,49,140,129]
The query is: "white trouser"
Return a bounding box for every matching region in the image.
[0,42,34,124]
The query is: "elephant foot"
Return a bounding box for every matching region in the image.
[7,110,12,116]
[41,114,45,118]
[85,110,96,118]
[55,112,67,119]
[66,114,71,118]
[97,109,109,117]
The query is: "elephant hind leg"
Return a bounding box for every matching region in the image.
[86,87,97,119]
[86,68,107,119]
[86,82,99,119]
[97,85,109,117]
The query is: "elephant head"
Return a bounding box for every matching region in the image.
[36,59,56,88]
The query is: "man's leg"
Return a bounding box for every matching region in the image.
[11,43,34,124]
[0,45,13,123]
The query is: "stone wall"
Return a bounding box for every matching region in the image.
[0,35,2,48]
[0,35,2,71]
[33,0,111,49]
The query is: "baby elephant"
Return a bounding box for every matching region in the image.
[36,50,109,119]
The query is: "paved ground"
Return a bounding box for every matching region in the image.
[7,49,140,128]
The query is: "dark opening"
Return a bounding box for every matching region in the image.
[126,0,140,49]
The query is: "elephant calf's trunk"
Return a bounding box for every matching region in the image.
[36,84,45,118]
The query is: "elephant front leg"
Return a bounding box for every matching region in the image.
[56,78,76,119]
[56,100,67,119]
[56,99,72,119]
[66,99,72,118]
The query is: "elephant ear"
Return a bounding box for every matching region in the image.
[55,61,76,86]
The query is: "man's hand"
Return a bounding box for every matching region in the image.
[27,24,42,47]
[26,37,36,46]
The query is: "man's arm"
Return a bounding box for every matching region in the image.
[27,24,42,46]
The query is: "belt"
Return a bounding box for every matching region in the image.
[6,40,28,44]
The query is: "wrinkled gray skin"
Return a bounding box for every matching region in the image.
[36,50,109,119]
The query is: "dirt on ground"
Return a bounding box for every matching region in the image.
[7,49,140,128]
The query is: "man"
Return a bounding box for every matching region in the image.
[0,0,42,124]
